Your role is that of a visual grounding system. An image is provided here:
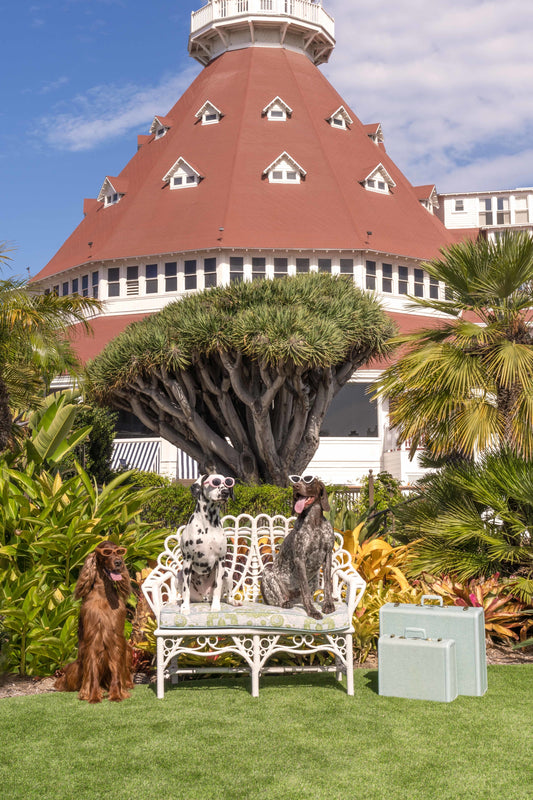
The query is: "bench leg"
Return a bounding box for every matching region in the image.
[157,637,165,699]
[346,633,354,696]
[251,634,260,698]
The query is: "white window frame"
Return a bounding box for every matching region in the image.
[262,96,293,122]
[195,101,223,125]
[263,152,305,184]
[163,157,202,190]
[328,106,353,130]
[363,164,395,195]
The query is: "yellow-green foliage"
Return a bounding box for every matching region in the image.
[352,581,425,662]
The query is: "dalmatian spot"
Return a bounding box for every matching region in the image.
[196,538,203,544]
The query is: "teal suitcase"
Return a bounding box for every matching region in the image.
[379,596,487,696]
[378,634,458,702]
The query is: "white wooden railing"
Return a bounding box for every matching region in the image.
[191,0,335,38]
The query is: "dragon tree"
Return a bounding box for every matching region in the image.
[86,273,394,484]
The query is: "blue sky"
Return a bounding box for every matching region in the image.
[2,0,533,280]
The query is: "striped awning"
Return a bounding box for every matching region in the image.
[177,448,200,480]
[112,439,161,473]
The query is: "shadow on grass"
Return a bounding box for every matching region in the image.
[150,670,352,697]
[363,668,379,694]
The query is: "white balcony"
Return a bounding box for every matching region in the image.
[189,0,335,65]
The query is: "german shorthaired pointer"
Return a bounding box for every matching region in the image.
[260,475,335,620]
[177,474,236,613]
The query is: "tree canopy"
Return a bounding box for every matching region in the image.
[373,231,533,461]
[86,273,394,484]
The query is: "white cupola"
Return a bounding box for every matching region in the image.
[189,0,335,66]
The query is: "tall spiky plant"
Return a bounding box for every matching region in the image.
[374,231,533,460]
[86,273,394,484]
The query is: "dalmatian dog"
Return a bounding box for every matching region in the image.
[177,474,237,613]
[260,474,336,620]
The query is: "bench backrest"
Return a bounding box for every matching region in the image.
[142,513,358,616]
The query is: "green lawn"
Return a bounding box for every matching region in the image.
[1,666,531,800]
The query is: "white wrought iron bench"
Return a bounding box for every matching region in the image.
[142,514,366,698]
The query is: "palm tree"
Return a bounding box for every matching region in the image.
[0,249,101,450]
[374,231,533,461]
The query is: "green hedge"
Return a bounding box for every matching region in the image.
[128,472,293,527]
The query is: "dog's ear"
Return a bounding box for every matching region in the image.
[190,476,205,499]
[75,553,97,599]
[319,482,330,512]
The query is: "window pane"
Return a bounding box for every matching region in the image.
[340,258,353,274]
[274,258,287,278]
[366,260,376,290]
[72,278,79,294]
[165,261,177,292]
[252,257,266,280]
[230,256,243,283]
[185,260,197,290]
[62,282,69,296]
[320,383,378,437]
[318,258,331,272]
[296,258,309,273]
[108,268,119,282]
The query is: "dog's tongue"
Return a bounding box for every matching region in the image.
[109,572,123,582]
[295,496,314,514]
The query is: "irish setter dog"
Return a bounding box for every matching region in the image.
[55,541,133,703]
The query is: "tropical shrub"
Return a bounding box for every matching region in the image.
[393,448,533,600]
[60,403,118,485]
[352,581,425,662]
[329,472,407,546]
[420,574,533,645]
[129,472,293,528]
[0,400,167,676]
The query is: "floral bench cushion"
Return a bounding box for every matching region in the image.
[159,601,350,633]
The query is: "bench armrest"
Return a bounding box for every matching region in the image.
[335,568,366,618]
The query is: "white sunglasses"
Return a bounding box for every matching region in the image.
[289,475,317,485]
[204,476,235,488]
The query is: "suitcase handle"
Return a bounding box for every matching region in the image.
[420,594,444,607]
[404,627,427,639]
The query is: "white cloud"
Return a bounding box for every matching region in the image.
[37,66,200,152]
[324,0,533,192]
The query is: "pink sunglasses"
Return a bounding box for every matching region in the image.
[204,476,235,488]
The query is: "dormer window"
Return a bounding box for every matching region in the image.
[163,157,202,190]
[195,101,223,125]
[262,96,293,122]
[362,164,395,194]
[364,123,384,144]
[263,152,306,184]
[97,177,127,207]
[149,115,172,139]
[328,106,353,130]
[415,185,439,214]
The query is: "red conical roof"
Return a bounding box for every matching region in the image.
[34,46,455,282]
